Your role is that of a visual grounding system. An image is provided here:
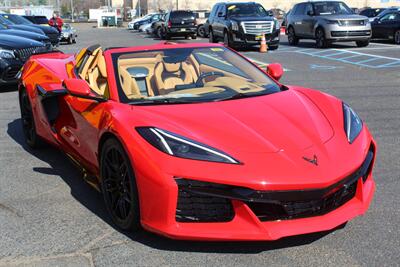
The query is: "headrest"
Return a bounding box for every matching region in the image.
[164,62,181,73]
[97,55,107,77]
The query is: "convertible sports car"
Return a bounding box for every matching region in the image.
[19,42,376,241]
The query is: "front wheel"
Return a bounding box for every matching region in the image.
[223,31,235,48]
[356,40,370,47]
[19,89,44,149]
[394,29,400,45]
[209,29,217,43]
[100,138,140,232]
[315,28,330,48]
[68,35,73,44]
[287,27,299,46]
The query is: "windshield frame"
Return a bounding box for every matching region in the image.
[110,45,281,105]
[312,1,354,16]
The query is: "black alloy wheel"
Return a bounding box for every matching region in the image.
[287,27,299,46]
[394,29,400,45]
[315,28,329,48]
[100,138,140,231]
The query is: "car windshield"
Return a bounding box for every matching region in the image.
[113,46,280,105]
[227,4,269,17]
[34,17,49,24]
[2,14,33,24]
[313,1,353,15]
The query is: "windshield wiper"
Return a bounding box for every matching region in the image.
[214,92,268,102]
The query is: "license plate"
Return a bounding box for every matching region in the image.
[255,35,263,40]
[180,28,186,32]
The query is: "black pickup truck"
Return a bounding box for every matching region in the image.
[208,2,280,50]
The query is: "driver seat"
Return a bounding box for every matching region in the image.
[154,62,198,94]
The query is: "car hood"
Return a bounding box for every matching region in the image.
[230,16,274,22]
[133,90,334,153]
[32,25,59,34]
[0,29,49,42]
[0,34,45,49]
[318,14,367,20]
[8,24,45,34]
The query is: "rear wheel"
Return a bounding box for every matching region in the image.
[287,27,299,46]
[269,45,279,50]
[198,26,206,37]
[356,39,370,47]
[100,138,140,231]
[19,89,44,149]
[315,28,330,48]
[394,29,400,45]
[191,34,197,39]
[157,27,163,39]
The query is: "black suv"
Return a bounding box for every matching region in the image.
[208,2,280,49]
[160,11,197,40]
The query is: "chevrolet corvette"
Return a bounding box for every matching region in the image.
[18,42,376,241]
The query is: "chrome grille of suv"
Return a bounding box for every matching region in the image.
[15,47,42,61]
[241,21,273,35]
[338,20,366,26]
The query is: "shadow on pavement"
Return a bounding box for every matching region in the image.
[0,84,18,93]
[7,118,346,253]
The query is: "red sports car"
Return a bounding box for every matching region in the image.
[18,42,376,241]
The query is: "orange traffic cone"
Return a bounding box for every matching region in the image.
[260,34,268,53]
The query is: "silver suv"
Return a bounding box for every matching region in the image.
[286,1,371,48]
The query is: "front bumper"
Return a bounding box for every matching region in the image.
[326,24,372,41]
[231,29,280,47]
[0,58,23,85]
[134,132,376,241]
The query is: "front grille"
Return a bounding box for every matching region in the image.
[3,66,20,81]
[247,180,357,221]
[15,47,42,61]
[175,179,235,222]
[242,21,273,35]
[331,30,371,37]
[338,20,366,26]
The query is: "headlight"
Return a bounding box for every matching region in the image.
[274,19,280,30]
[231,20,239,31]
[324,19,339,25]
[364,19,370,26]
[0,48,15,59]
[137,127,240,164]
[343,103,363,143]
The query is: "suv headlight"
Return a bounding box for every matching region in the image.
[0,48,15,59]
[137,127,240,164]
[343,103,363,143]
[364,19,370,26]
[231,20,239,31]
[274,19,280,30]
[323,19,339,25]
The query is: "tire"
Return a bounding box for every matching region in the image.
[315,28,330,48]
[19,89,45,149]
[157,27,163,39]
[100,138,140,232]
[287,26,299,46]
[68,35,73,44]
[73,36,77,43]
[356,39,370,47]
[394,29,400,45]
[269,45,279,51]
[223,31,235,48]
[209,28,217,43]
[198,26,206,38]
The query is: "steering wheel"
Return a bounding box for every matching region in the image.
[195,71,225,87]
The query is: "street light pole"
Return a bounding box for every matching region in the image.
[70,0,74,22]
[176,0,178,10]
[138,0,141,16]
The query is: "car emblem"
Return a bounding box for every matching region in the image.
[303,155,318,166]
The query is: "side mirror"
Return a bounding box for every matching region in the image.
[268,10,274,17]
[63,78,106,102]
[307,10,314,16]
[374,17,379,23]
[267,63,284,81]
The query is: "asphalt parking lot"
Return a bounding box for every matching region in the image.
[0,23,399,266]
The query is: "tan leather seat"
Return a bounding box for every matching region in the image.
[154,62,198,94]
[119,68,141,98]
[86,50,109,97]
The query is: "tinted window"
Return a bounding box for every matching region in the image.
[305,4,314,15]
[226,3,269,17]
[293,4,306,15]
[380,12,400,21]
[313,1,353,16]
[210,5,219,18]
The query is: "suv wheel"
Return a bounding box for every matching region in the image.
[223,31,234,48]
[356,40,370,47]
[315,28,329,48]
[209,29,217,43]
[157,27,163,39]
[287,27,299,46]
[394,29,400,45]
